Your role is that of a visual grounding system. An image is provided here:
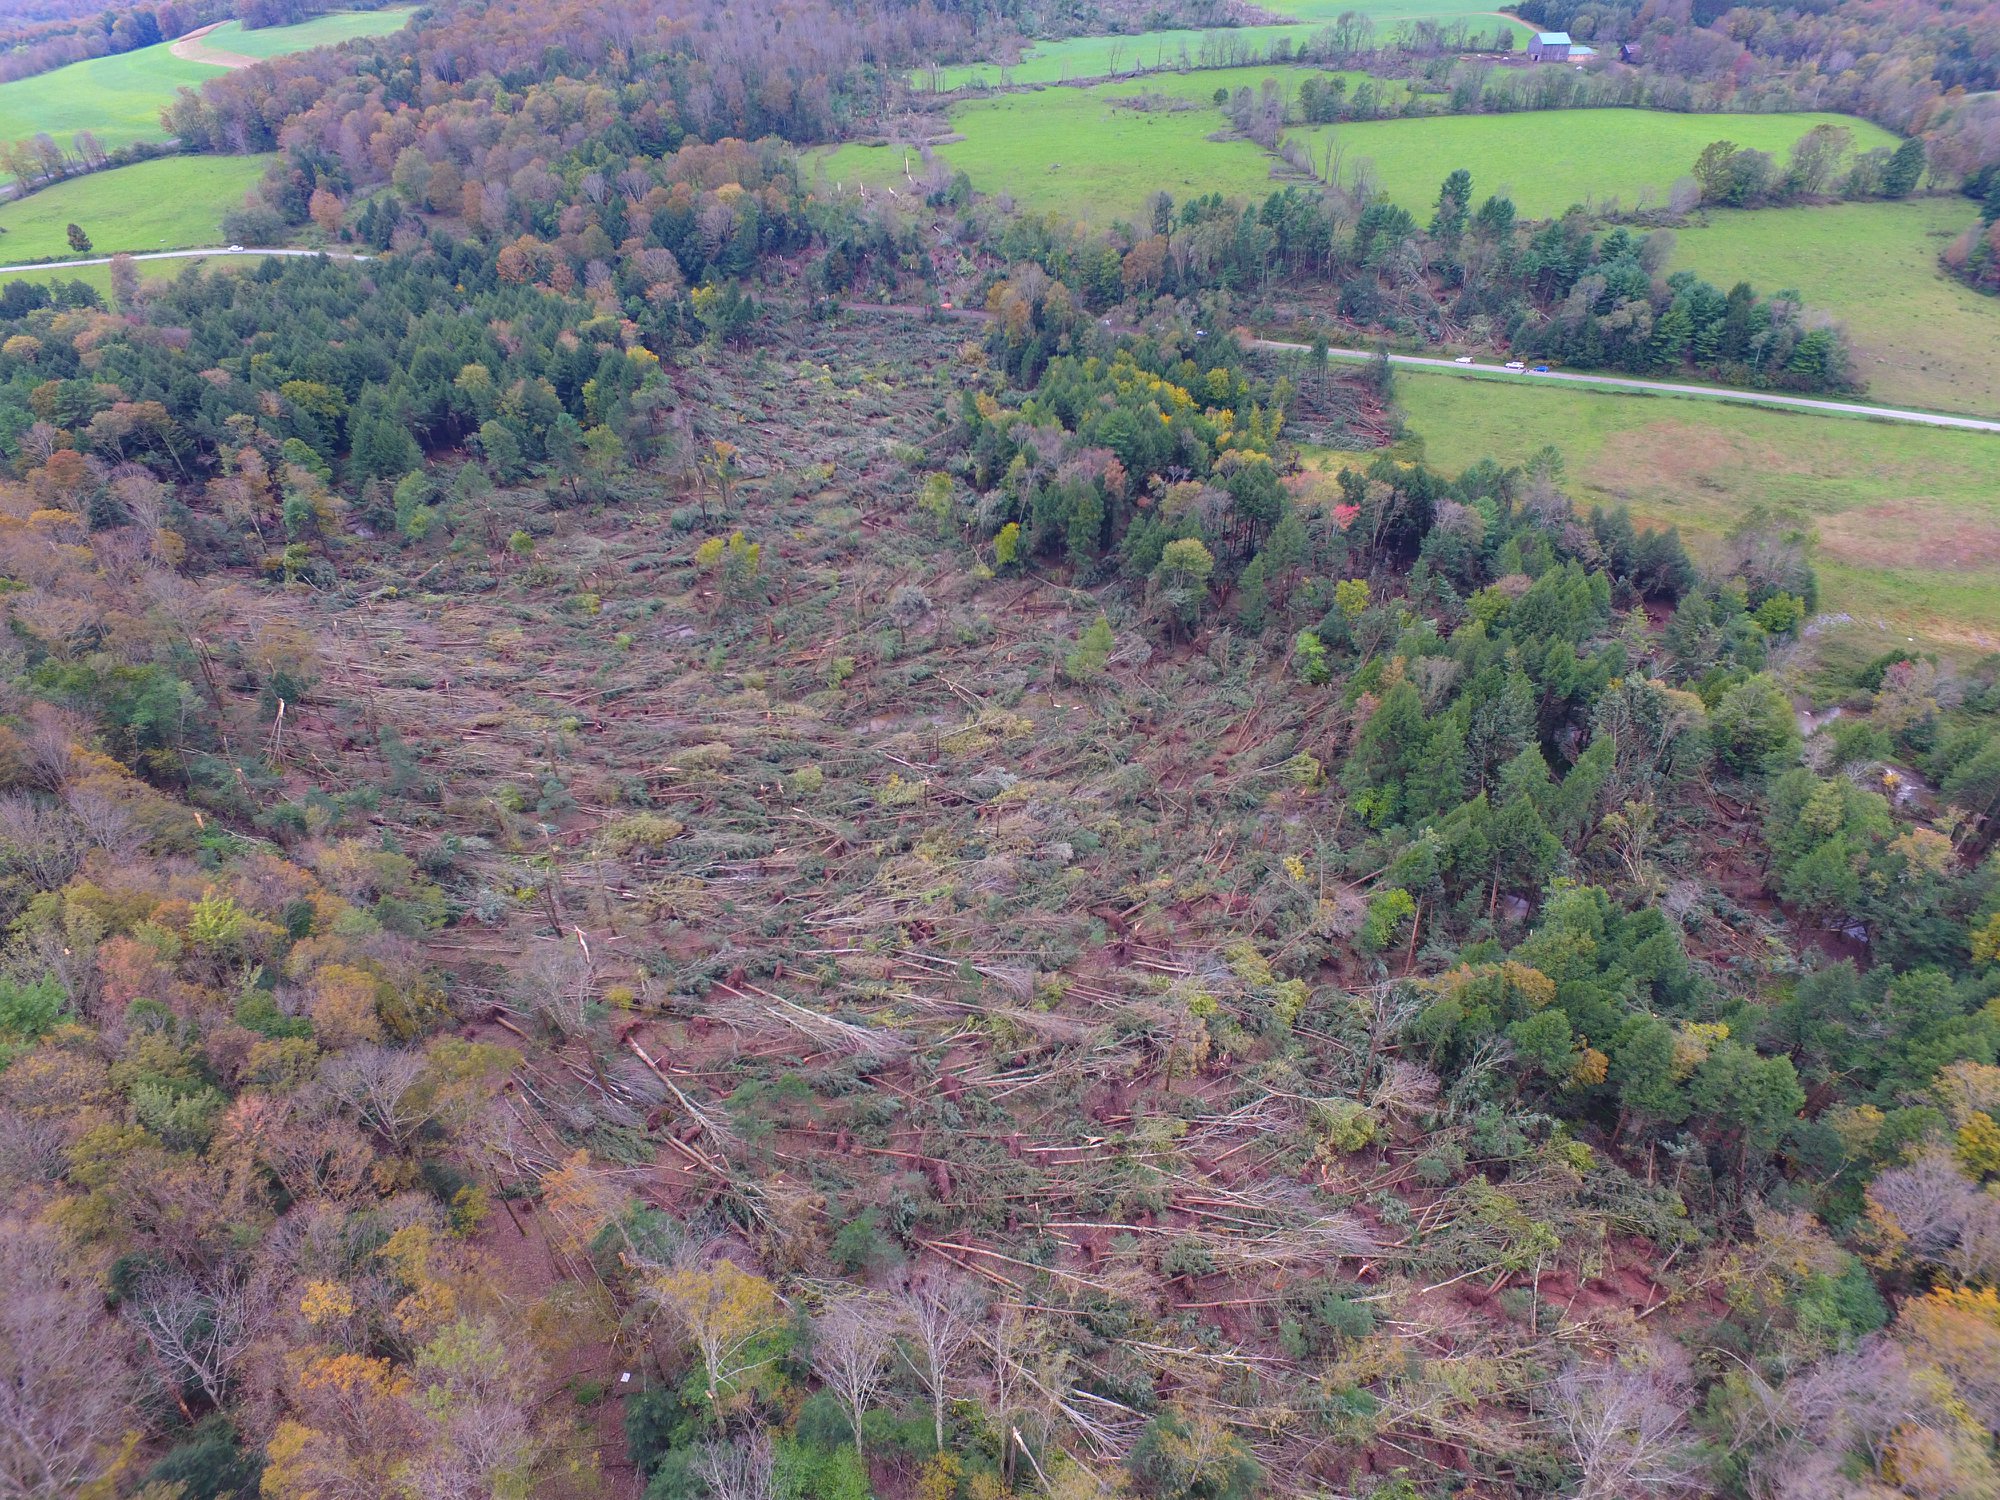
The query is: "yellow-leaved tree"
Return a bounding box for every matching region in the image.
[646,1258,784,1428]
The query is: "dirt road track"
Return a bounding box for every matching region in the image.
[168,22,261,68]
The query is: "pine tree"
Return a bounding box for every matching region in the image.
[1883,137,1925,199]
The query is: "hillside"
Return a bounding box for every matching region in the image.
[0,0,1997,1497]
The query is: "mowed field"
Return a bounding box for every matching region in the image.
[0,155,272,261]
[196,8,414,59]
[1666,198,2000,418]
[0,11,410,160]
[827,93,1897,230]
[921,17,1524,89]
[819,85,1289,225]
[0,46,221,153]
[0,252,252,298]
[1263,0,1520,23]
[921,0,1531,91]
[1294,109,1900,218]
[1393,371,2000,646]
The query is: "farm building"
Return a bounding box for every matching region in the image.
[1527,30,1571,61]
[1619,41,1643,62]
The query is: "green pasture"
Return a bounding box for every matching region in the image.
[0,46,222,154]
[1665,197,2000,419]
[1294,108,1900,219]
[818,85,1289,226]
[1264,0,1525,26]
[0,155,273,263]
[919,1,1530,90]
[1099,66,1411,107]
[0,251,257,298]
[1391,369,2000,647]
[200,8,415,58]
[826,91,1897,234]
[0,11,413,165]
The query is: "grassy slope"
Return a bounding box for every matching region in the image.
[1102,66,1410,105]
[1665,198,2000,418]
[0,11,412,158]
[200,8,416,58]
[1263,0,1521,23]
[922,0,1531,90]
[831,95,1893,228]
[1295,109,1900,218]
[0,252,257,297]
[0,46,222,152]
[820,86,1288,226]
[1393,369,2000,646]
[923,18,1526,89]
[0,155,273,261]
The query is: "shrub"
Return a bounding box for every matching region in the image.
[1128,1410,1261,1500]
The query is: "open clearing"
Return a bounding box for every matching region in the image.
[0,155,272,261]
[819,84,1289,225]
[920,19,1522,89]
[828,96,1894,227]
[1097,65,1411,106]
[1393,369,2000,646]
[0,46,221,154]
[920,0,1530,90]
[182,8,415,64]
[1294,108,1900,218]
[0,252,246,297]
[1263,0,1521,22]
[1665,197,2000,418]
[0,11,409,160]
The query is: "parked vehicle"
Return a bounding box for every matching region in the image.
[1504,360,1526,371]
[1453,355,1474,364]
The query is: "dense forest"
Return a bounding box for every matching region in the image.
[0,0,1998,1496]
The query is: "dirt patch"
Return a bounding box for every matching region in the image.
[1818,498,2000,572]
[1581,419,1819,505]
[169,22,262,68]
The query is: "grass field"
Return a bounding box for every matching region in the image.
[920,20,1523,89]
[1665,198,2000,419]
[1392,370,2000,646]
[0,46,221,154]
[827,94,1895,230]
[0,155,273,262]
[920,0,1530,90]
[0,11,411,164]
[1099,65,1412,107]
[198,8,414,58]
[819,84,1289,225]
[1294,109,1900,218]
[1262,0,1520,24]
[0,251,254,298]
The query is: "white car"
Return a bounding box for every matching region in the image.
[1453,354,1474,364]
[1504,360,1526,371]
[227,244,244,252]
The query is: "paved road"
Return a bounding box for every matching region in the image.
[0,246,373,274]
[837,302,1999,434]
[1256,338,2000,435]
